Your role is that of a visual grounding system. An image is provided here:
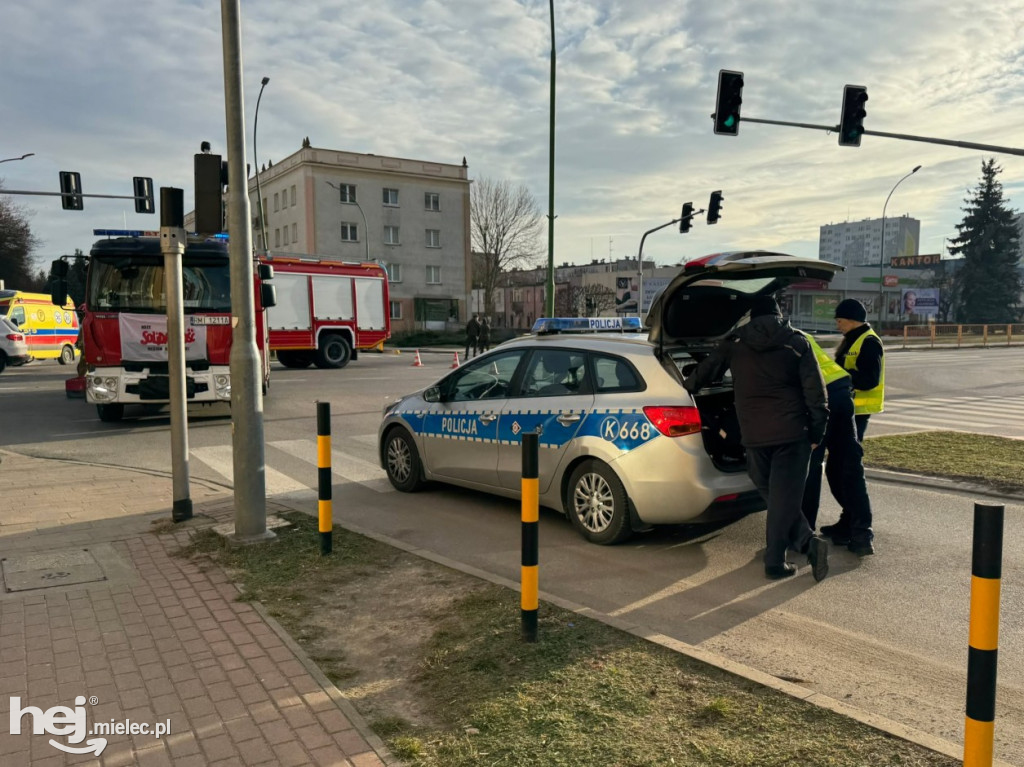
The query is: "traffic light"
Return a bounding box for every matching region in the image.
[679,202,694,233]
[59,171,83,210]
[707,191,723,225]
[194,152,223,234]
[133,177,155,214]
[838,85,868,147]
[713,69,744,136]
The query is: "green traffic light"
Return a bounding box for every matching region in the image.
[724,115,736,128]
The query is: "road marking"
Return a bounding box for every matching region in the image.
[191,445,309,495]
[270,439,392,493]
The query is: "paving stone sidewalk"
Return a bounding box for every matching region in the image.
[0,450,396,767]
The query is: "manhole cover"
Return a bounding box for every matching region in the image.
[1,549,107,592]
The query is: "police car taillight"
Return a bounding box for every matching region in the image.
[642,406,701,437]
[5,333,23,342]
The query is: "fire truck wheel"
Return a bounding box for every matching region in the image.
[315,336,351,369]
[97,404,125,423]
[58,345,76,365]
[277,351,313,369]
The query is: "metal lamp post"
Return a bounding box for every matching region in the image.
[253,76,270,253]
[877,165,921,325]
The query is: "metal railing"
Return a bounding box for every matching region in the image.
[901,324,1024,348]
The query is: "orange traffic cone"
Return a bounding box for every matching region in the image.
[451,351,461,368]
[411,349,424,367]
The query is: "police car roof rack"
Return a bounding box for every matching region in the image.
[531,317,642,335]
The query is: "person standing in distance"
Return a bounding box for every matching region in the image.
[465,313,480,360]
[832,299,885,442]
[799,331,875,556]
[478,316,491,353]
[684,295,830,581]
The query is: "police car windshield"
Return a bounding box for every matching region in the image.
[88,255,232,313]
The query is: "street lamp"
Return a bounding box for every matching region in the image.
[324,181,370,262]
[253,76,270,253]
[0,153,34,164]
[877,165,921,325]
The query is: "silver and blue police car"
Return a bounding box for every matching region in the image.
[378,252,843,544]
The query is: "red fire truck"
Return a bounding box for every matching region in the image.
[260,254,390,369]
[52,230,274,422]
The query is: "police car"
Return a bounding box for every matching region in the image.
[378,251,843,544]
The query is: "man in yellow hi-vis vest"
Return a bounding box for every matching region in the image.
[799,331,874,556]
[832,298,885,442]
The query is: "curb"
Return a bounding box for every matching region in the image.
[271,495,1012,767]
[865,466,1024,504]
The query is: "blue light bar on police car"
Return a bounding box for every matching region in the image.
[93,229,161,237]
[531,317,643,334]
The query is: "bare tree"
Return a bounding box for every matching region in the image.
[556,283,616,316]
[470,177,542,317]
[0,182,41,289]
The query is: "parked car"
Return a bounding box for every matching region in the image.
[378,251,843,544]
[0,315,31,374]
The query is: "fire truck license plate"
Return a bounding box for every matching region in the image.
[191,316,231,325]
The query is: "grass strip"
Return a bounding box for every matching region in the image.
[176,513,958,767]
[864,431,1024,493]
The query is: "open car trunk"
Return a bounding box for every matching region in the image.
[669,350,745,472]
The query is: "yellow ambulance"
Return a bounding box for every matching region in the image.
[0,290,80,364]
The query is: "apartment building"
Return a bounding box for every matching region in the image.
[819,215,920,267]
[247,145,472,333]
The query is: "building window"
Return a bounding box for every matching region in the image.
[384,225,400,245]
[383,188,399,206]
[282,227,289,246]
[426,265,441,284]
[386,263,401,282]
[273,192,279,212]
[341,223,358,242]
[389,301,402,320]
[425,229,440,248]
[275,228,281,248]
[425,192,440,211]
[262,197,268,218]
[289,185,296,206]
[339,184,356,203]
[291,223,297,243]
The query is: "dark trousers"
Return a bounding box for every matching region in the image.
[465,338,478,359]
[747,440,813,568]
[855,413,870,442]
[802,381,873,543]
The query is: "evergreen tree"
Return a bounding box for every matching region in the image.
[0,182,41,290]
[948,159,1022,323]
[66,249,88,307]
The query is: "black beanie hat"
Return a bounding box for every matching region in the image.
[834,298,867,322]
[750,295,782,318]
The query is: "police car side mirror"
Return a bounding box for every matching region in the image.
[423,386,441,403]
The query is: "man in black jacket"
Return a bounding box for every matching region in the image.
[684,296,830,581]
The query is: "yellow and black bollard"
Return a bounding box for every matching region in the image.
[317,401,332,556]
[964,502,1004,766]
[521,432,539,643]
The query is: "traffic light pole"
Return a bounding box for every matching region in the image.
[722,115,1024,157]
[636,209,703,318]
[221,0,273,544]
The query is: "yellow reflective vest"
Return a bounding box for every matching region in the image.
[800,332,850,385]
[841,329,885,414]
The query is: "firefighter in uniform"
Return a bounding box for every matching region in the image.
[800,331,874,556]
[832,298,885,442]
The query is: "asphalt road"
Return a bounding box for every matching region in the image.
[3,344,1024,762]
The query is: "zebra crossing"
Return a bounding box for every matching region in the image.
[876,395,1024,438]
[191,436,393,495]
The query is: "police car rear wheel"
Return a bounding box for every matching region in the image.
[384,428,424,492]
[567,460,632,545]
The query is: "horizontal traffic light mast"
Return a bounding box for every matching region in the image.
[712,69,1024,157]
[0,173,155,212]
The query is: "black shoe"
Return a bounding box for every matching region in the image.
[820,523,851,547]
[765,563,797,580]
[808,535,829,582]
[848,541,875,557]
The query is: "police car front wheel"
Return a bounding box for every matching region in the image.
[384,427,425,492]
[566,460,632,545]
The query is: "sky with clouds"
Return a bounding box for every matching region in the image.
[4,0,1024,272]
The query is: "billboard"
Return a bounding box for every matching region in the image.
[900,288,939,317]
